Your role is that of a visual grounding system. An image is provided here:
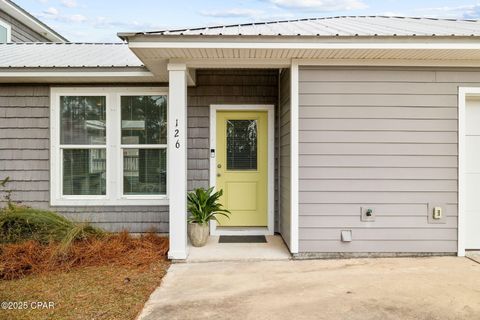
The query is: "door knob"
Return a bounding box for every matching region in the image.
[217,173,221,177]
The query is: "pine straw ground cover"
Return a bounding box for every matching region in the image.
[0,232,170,320]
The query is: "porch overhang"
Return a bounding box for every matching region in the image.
[120,35,480,81]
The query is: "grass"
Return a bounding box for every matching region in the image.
[0,261,170,320]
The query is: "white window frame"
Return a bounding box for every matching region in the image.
[0,19,11,42]
[50,87,169,206]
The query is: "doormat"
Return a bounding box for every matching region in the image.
[219,235,267,243]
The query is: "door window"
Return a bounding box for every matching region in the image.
[226,119,257,170]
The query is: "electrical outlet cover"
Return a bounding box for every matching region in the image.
[427,203,447,224]
[360,206,376,222]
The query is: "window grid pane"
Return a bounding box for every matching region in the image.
[60,96,106,145]
[123,148,167,195]
[226,120,258,170]
[62,148,106,195]
[121,95,167,145]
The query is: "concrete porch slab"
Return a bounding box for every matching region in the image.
[186,235,291,262]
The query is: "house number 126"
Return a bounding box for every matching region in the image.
[174,119,180,149]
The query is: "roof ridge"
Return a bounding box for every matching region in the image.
[144,16,480,35]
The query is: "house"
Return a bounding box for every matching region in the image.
[1,1,480,260]
[0,0,66,42]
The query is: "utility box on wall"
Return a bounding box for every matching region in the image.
[427,203,447,224]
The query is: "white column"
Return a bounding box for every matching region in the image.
[167,63,188,260]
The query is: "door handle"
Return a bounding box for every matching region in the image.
[217,173,221,177]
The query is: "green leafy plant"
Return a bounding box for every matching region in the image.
[187,187,230,225]
[0,205,104,248]
[1,176,13,209]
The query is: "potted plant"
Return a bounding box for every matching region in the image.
[187,187,230,247]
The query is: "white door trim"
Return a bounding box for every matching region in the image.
[209,104,275,236]
[458,87,480,256]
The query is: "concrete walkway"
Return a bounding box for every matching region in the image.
[138,257,480,320]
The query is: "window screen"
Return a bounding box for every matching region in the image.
[226,120,257,170]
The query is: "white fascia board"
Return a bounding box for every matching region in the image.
[129,41,480,50]
[0,71,155,78]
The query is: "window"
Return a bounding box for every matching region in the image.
[0,19,11,43]
[226,120,258,170]
[50,88,168,205]
[121,95,167,195]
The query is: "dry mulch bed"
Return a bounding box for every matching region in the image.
[0,232,170,320]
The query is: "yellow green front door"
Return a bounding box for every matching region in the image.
[216,111,268,227]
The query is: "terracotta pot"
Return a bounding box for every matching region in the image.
[188,222,209,247]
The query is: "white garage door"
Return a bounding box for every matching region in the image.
[465,97,480,249]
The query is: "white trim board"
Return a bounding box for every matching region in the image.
[209,104,275,236]
[290,62,299,254]
[458,87,480,256]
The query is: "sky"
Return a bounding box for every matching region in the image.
[14,0,480,42]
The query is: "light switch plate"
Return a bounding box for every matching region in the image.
[427,203,447,224]
[361,206,376,222]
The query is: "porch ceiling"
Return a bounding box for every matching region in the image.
[128,41,480,82]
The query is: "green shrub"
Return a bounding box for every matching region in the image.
[0,205,104,247]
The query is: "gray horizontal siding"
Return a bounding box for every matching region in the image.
[0,10,49,42]
[187,69,280,230]
[298,67,480,253]
[279,69,291,247]
[0,85,168,233]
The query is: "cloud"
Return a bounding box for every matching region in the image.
[43,7,59,16]
[93,16,164,31]
[415,4,480,19]
[38,8,87,23]
[267,0,367,11]
[200,8,264,18]
[61,0,78,8]
[69,14,87,22]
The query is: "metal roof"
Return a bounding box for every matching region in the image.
[0,43,144,68]
[127,16,480,37]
